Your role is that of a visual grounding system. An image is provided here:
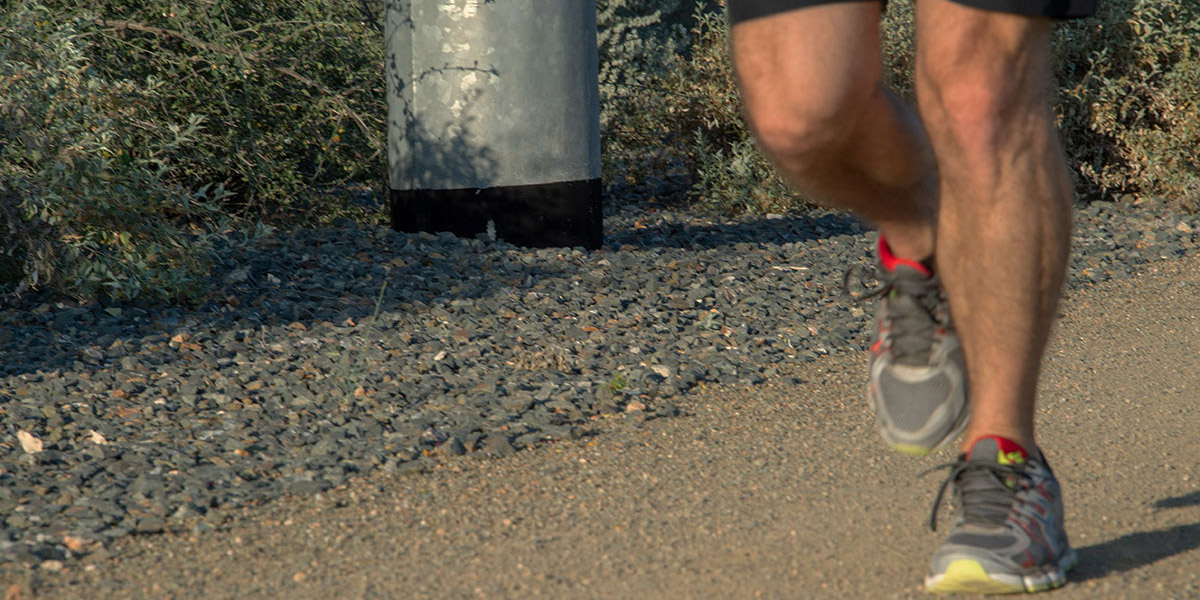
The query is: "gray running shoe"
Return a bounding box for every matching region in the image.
[865,238,968,456]
[925,436,1077,594]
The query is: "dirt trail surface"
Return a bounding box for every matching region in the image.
[7,255,1200,599]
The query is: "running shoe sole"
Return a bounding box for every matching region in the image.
[925,548,1077,594]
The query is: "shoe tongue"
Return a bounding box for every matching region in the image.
[889,263,932,283]
[967,436,1028,466]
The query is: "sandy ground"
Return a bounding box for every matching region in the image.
[6,255,1200,600]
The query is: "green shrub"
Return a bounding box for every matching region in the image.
[1056,0,1200,209]
[35,0,388,224]
[683,7,794,216]
[598,0,793,215]
[597,0,688,194]
[1,5,223,301]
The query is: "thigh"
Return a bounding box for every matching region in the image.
[731,2,886,128]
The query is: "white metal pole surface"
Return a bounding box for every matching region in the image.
[386,0,602,249]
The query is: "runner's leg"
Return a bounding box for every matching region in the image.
[913,0,1073,453]
[731,3,939,261]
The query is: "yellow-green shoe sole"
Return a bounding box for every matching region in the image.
[926,560,1043,595]
[890,442,935,457]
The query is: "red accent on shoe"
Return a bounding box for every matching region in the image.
[878,237,933,278]
[970,435,1029,464]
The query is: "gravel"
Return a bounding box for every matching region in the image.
[1,195,1196,566]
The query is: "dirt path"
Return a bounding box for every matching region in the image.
[9,255,1200,599]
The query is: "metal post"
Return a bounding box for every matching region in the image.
[385,0,602,249]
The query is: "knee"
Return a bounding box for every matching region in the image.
[745,86,876,176]
[750,111,842,173]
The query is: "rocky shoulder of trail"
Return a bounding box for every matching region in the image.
[0,197,1196,570]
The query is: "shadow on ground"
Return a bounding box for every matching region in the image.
[0,208,866,379]
[605,210,869,251]
[1153,491,1200,510]
[1072,491,1200,583]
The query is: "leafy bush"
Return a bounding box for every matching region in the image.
[1,5,222,301]
[683,7,794,216]
[36,0,387,223]
[597,0,688,194]
[2,0,388,301]
[598,0,791,215]
[1056,0,1200,209]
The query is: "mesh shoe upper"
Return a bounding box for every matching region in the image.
[864,239,968,455]
[925,437,1076,594]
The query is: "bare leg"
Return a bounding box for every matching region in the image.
[731,3,939,260]
[914,0,1073,453]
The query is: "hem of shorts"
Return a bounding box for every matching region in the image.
[947,0,1097,19]
[728,0,1095,24]
[728,0,880,26]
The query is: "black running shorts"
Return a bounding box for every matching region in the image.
[729,0,1098,24]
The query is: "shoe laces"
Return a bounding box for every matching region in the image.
[844,266,947,365]
[922,459,1029,531]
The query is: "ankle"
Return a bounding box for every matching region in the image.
[961,432,1037,458]
[879,236,934,277]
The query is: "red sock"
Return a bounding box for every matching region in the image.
[970,435,1029,465]
[878,237,933,278]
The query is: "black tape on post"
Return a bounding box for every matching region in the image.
[385,0,603,249]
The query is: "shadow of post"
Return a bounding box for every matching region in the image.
[385,0,501,195]
[384,0,603,249]
[1153,491,1200,510]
